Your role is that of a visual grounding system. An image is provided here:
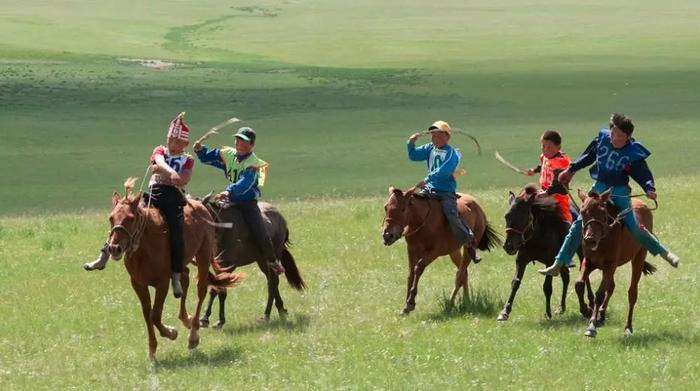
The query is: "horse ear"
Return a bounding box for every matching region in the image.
[112,191,121,207]
[600,188,613,201]
[577,188,587,202]
[508,191,516,205]
[388,186,395,195]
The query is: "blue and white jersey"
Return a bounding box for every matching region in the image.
[407,141,461,192]
[570,129,655,191]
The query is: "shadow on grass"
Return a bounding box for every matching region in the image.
[154,346,243,369]
[618,330,699,349]
[536,312,590,329]
[222,313,311,336]
[428,290,504,321]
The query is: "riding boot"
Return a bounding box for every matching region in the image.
[538,262,562,276]
[661,251,680,268]
[171,273,183,298]
[83,244,109,271]
[468,247,482,264]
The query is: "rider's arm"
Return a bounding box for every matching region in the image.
[407,141,430,161]
[195,144,227,172]
[630,159,656,192]
[568,137,598,173]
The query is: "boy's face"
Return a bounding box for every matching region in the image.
[167,137,189,153]
[430,131,450,148]
[541,139,560,159]
[234,136,254,154]
[610,126,630,148]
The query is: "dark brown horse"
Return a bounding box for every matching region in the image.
[382,186,501,314]
[200,198,306,327]
[106,178,242,358]
[576,188,656,337]
[499,184,591,321]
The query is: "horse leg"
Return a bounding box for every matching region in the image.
[178,267,192,330]
[449,251,464,306]
[557,265,570,315]
[200,288,218,328]
[575,260,593,319]
[586,268,613,338]
[598,276,615,326]
[272,277,288,319]
[263,267,276,321]
[188,259,209,350]
[213,290,227,329]
[402,252,419,314]
[543,274,553,319]
[497,258,526,321]
[404,256,436,315]
[130,279,157,358]
[151,281,178,341]
[625,253,645,336]
[460,248,473,299]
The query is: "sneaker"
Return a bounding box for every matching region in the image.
[171,273,183,298]
[538,262,563,276]
[661,251,680,268]
[83,249,109,271]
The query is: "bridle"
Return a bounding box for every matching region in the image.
[109,196,150,255]
[381,192,432,238]
[581,202,634,240]
[505,211,534,243]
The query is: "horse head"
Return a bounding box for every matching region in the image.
[107,178,143,260]
[503,185,537,255]
[382,186,410,245]
[579,188,613,251]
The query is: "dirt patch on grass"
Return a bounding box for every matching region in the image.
[118,58,176,70]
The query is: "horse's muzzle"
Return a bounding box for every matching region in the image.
[583,235,600,252]
[383,231,400,246]
[502,241,518,256]
[108,243,124,261]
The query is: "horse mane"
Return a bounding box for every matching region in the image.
[520,184,564,222]
[123,177,140,202]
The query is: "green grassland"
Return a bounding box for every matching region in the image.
[2,0,700,389]
[1,176,698,389]
[2,0,700,214]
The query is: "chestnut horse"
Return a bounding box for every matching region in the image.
[576,188,656,338]
[106,178,242,358]
[382,186,501,314]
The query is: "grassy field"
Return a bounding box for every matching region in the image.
[1,176,698,389]
[2,0,700,389]
[2,0,700,214]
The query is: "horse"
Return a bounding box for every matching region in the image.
[199,197,306,327]
[382,186,501,314]
[576,188,657,337]
[106,178,242,358]
[499,184,592,321]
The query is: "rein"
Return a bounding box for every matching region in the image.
[110,190,152,255]
[505,212,534,243]
[403,195,432,237]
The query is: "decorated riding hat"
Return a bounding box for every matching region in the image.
[167,112,190,141]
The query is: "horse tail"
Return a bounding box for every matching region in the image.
[207,261,245,289]
[477,220,503,251]
[281,230,306,291]
[642,261,657,276]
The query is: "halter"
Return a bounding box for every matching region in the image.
[505,212,534,243]
[109,193,151,255]
[581,202,633,240]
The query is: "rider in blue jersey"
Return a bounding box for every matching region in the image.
[539,113,679,276]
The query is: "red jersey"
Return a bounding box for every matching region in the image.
[539,152,572,222]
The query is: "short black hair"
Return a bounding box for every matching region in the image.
[610,112,634,135]
[541,130,562,146]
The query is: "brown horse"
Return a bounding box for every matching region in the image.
[106,178,242,358]
[576,188,656,338]
[382,186,501,314]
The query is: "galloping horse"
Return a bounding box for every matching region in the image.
[200,197,306,327]
[499,184,592,321]
[382,186,501,314]
[576,188,657,337]
[107,178,242,358]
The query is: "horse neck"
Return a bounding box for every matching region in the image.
[405,197,432,227]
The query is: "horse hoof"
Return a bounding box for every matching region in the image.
[199,318,209,328]
[400,308,411,316]
[212,321,225,330]
[497,312,509,321]
[188,339,199,350]
[555,307,565,316]
[545,312,552,320]
[624,328,633,337]
[584,328,597,338]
